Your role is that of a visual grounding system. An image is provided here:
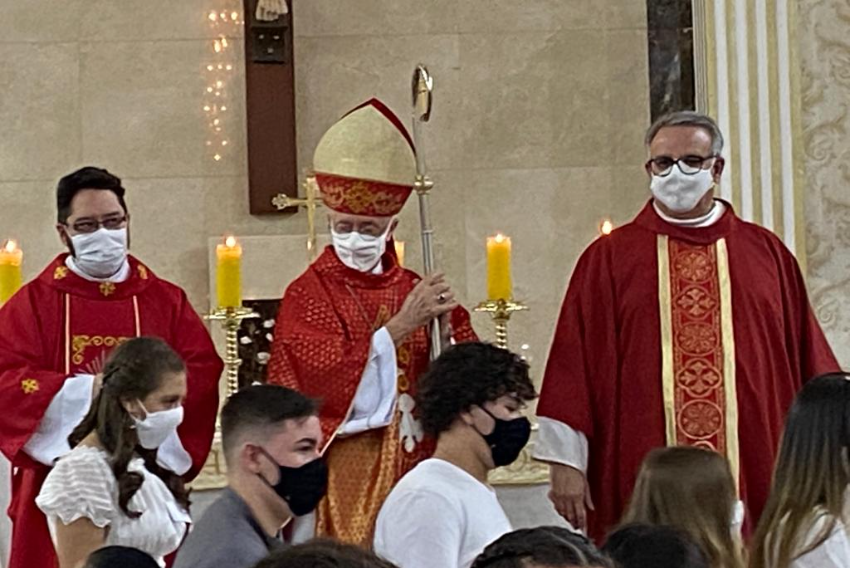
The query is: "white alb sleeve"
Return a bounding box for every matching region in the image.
[532,416,589,474]
[23,374,95,466]
[340,327,398,436]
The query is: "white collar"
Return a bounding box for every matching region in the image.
[653,200,726,228]
[65,256,131,283]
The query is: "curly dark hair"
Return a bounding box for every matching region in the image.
[415,342,536,437]
[472,526,613,568]
[69,337,190,518]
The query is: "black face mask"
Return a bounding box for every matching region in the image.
[478,407,532,467]
[259,449,328,517]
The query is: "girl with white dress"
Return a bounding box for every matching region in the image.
[36,337,192,568]
[750,372,850,568]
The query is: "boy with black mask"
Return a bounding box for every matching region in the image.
[374,342,537,568]
[175,385,327,568]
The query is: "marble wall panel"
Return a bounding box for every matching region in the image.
[79,40,246,179]
[294,0,460,37]
[456,0,646,32]
[798,0,850,368]
[293,34,463,172]
[0,43,81,181]
[0,0,652,370]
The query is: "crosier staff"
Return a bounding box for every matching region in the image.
[410,64,444,361]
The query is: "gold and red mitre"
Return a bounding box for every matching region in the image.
[313,98,416,217]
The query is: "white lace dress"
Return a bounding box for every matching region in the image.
[35,446,190,567]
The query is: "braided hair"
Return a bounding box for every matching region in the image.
[69,337,190,518]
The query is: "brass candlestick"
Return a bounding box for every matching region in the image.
[474,299,528,350]
[207,307,259,396]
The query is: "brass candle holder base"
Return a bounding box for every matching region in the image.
[473,299,546,485]
[206,306,259,396]
[194,306,258,491]
[474,299,529,350]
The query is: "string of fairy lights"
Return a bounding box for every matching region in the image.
[204,9,243,162]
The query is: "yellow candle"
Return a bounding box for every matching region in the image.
[0,240,22,305]
[487,233,512,301]
[394,240,405,267]
[216,236,242,309]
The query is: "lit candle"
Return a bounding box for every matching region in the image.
[487,233,512,301]
[0,240,22,305]
[599,218,614,236]
[394,240,405,268]
[216,236,242,309]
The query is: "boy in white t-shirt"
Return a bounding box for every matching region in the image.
[374,342,538,568]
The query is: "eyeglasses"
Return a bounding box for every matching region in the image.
[66,215,128,234]
[646,155,718,177]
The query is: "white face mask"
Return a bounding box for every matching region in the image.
[133,400,184,450]
[650,167,715,213]
[70,228,128,279]
[331,223,392,273]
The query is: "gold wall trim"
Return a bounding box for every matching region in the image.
[767,0,784,241]
[787,0,808,273]
[693,0,712,113]
[746,0,762,226]
[695,0,806,263]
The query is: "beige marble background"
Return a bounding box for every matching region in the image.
[0,0,651,388]
[798,0,850,369]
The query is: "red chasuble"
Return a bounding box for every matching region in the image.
[537,201,840,542]
[267,247,476,545]
[0,254,223,568]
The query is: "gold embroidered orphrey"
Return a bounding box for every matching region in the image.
[658,235,740,488]
[321,178,406,217]
[71,335,129,366]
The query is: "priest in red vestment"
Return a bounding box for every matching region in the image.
[0,167,223,568]
[534,111,841,542]
[267,99,476,546]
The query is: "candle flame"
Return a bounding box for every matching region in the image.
[600,219,614,236]
[224,236,237,248]
[494,233,507,243]
[3,240,18,253]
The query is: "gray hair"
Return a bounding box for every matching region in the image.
[644,111,725,155]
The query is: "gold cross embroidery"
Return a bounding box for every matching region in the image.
[54,266,68,280]
[99,282,116,297]
[21,378,39,394]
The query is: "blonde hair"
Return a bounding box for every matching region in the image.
[750,374,850,568]
[621,446,744,568]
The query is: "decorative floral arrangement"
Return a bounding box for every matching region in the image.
[237,299,280,388]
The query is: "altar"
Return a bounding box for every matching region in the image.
[190,231,563,530]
